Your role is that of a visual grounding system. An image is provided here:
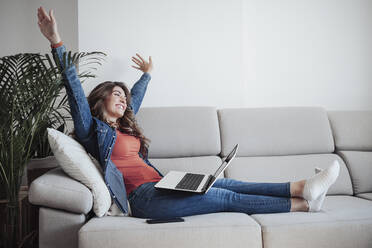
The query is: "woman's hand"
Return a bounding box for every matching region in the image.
[37,7,61,45]
[131,54,153,74]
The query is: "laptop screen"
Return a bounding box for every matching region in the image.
[212,144,238,178]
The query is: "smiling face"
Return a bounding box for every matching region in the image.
[103,86,127,123]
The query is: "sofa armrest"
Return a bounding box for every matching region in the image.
[29,168,93,215]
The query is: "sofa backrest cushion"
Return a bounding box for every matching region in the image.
[328,111,372,195]
[337,151,372,194]
[225,155,353,195]
[136,107,221,158]
[149,156,224,179]
[327,111,372,150]
[218,107,334,157]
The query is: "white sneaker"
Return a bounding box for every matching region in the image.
[303,160,340,201]
[307,167,327,212]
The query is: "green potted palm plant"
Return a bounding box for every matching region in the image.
[0,50,105,248]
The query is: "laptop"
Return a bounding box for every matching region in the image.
[154,144,239,194]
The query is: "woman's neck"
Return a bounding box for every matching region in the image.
[106,119,118,129]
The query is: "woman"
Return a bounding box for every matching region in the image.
[37,7,340,219]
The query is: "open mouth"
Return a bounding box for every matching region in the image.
[116,104,126,111]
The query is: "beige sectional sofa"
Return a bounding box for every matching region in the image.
[29,106,372,248]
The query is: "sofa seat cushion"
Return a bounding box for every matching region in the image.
[251,196,372,248]
[79,213,262,248]
[225,154,353,195]
[149,156,224,178]
[357,193,372,201]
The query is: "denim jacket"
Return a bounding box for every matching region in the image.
[52,45,163,214]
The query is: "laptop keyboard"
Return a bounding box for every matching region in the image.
[175,173,205,190]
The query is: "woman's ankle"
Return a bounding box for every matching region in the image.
[290,180,306,198]
[290,198,309,212]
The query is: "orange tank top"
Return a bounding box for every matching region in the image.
[111,129,162,196]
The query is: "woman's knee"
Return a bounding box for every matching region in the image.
[213,178,231,188]
[213,178,243,189]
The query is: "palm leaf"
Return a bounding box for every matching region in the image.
[0,50,106,202]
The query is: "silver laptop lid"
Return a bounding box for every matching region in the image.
[212,144,239,179]
[199,144,239,194]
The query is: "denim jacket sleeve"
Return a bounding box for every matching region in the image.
[130,72,151,114]
[52,45,93,142]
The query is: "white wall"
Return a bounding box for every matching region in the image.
[78,0,372,110]
[0,0,78,56]
[242,0,372,110]
[78,0,244,108]
[1,0,371,110]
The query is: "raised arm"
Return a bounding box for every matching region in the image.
[37,7,93,142]
[130,54,153,114]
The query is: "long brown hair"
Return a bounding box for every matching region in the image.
[87,81,150,157]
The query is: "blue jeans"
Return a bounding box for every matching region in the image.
[128,178,292,219]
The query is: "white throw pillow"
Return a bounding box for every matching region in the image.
[47,128,111,217]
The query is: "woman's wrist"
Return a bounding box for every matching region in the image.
[51,40,63,49]
[49,34,62,46]
[49,33,62,48]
